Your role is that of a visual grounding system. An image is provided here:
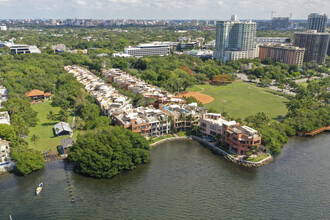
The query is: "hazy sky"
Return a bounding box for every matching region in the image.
[0,0,328,20]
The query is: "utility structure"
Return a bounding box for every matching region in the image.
[266,10,276,20]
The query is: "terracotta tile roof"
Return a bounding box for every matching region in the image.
[25,89,45,97]
[44,92,52,97]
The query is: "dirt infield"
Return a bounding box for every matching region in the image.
[178,92,214,104]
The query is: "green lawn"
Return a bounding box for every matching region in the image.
[186,86,203,92]
[186,84,216,92]
[246,153,271,162]
[197,81,288,119]
[28,101,75,153]
[149,134,174,144]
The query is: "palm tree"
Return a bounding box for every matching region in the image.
[178,113,185,131]
[251,145,261,155]
[46,110,56,121]
[30,134,40,151]
[191,125,200,134]
[57,109,69,122]
[186,114,195,128]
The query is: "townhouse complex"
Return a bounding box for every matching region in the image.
[101,68,185,107]
[65,66,262,155]
[200,113,262,155]
[0,85,11,164]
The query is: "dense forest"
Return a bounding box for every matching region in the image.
[69,126,151,179]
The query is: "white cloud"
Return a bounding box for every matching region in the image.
[73,0,88,7]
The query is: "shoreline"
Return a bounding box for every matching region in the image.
[150,136,273,168]
[296,125,330,136]
[6,129,328,175]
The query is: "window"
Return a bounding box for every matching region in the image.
[210,125,217,131]
[254,140,260,144]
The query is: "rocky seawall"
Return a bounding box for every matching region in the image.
[150,136,273,167]
[0,161,15,175]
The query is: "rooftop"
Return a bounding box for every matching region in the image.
[25,89,44,97]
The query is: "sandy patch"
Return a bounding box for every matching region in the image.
[178,92,214,104]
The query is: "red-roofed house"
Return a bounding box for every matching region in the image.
[25,90,51,102]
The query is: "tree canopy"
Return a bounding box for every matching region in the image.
[10,147,45,176]
[69,126,151,178]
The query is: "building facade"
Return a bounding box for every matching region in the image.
[200,113,236,137]
[10,45,41,55]
[0,111,10,125]
[258,44,305,66]
[0,85,8,108]
[0,139,10,163]
[222,124,262,155]
[307,13,328,32]
[214,15,256,62]
[293,31,330,64]
[0,25,7,31]
[255,37,290,44]
[199,113,262,155]
[124,43,170,57]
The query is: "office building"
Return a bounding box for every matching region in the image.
[177,42,197,50]
[124,43,170,57]
[294,30,330,64]
[191,19,199,26]
[214,15,256,61]
[10,45,41,55]
[0,25,7,31]
[258,44,305,66]
[50,19,57,26]
[307,13,327,32]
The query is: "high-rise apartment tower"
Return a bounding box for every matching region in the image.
[214,15,256,61]
[307,13,328,32]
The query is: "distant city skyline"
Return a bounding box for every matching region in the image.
[0,0,328,20]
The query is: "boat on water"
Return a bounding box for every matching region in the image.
[35,183,43,195]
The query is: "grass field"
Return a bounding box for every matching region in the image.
[186,84,215,92]
[190,81,288,119]
[28,101,74,153]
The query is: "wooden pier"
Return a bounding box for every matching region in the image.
[297,125,330,136]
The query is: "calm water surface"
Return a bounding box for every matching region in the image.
[0,134,329,220]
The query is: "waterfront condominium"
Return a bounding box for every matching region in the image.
[214,15,257,62]
[293,30,330,64]
[307,13,328,32]
[258,44,305,66]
